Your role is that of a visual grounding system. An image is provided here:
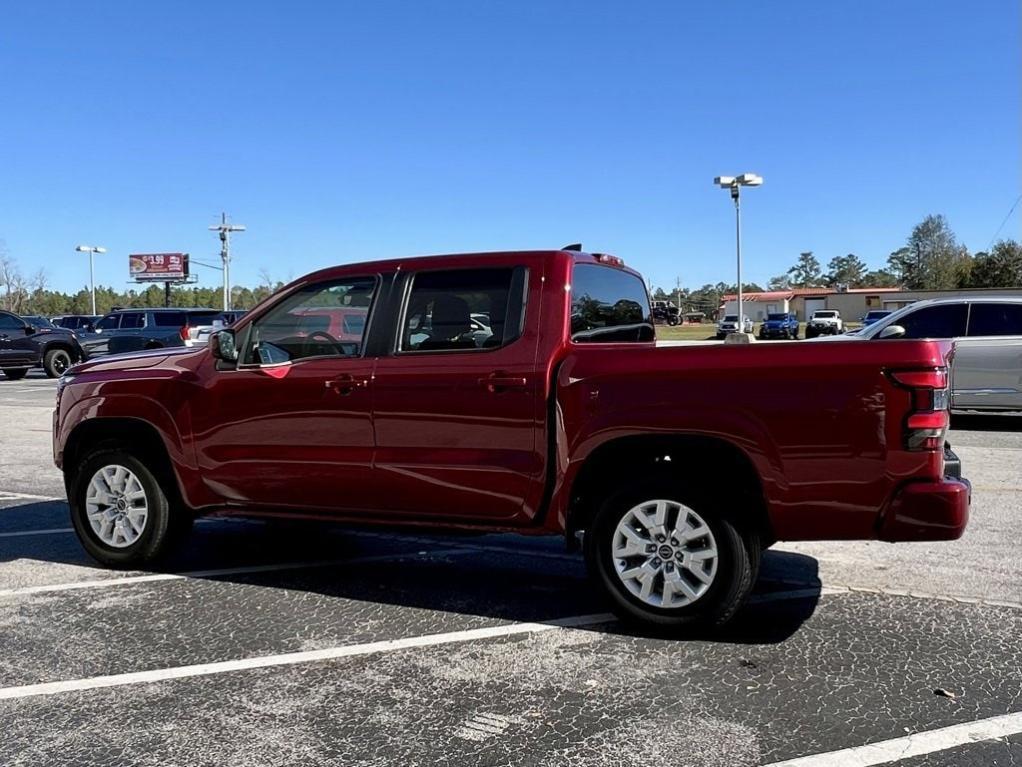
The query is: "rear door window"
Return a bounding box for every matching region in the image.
[966,303,1022,337]
[400,268,520,352]
[153,312,187,327]
[570,264,654,343]
[118,312,146,329]
[894,304,968,339]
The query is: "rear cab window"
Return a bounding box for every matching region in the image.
[570,263,654,343]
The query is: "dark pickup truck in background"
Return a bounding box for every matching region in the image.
[0,310,84,378]
[53,249,969,630]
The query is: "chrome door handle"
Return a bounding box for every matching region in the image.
[325,374,367,395]
[479,374,528,393]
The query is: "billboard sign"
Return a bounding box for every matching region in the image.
[129,253,189,282]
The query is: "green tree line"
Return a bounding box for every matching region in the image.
[655,214,1021,312]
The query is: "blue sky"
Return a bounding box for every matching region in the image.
[1,1,1018,295]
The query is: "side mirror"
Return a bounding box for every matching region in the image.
[878,324,906,339]
[210,329,239,362]
[24,326,36,335]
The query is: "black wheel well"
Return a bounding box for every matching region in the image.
[44,342,82,362]
[63,418,183,505]
[144,341,164,349]
[566,435,772,548]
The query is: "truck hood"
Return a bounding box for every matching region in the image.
[762,320,786,328]
[69,346,201,375]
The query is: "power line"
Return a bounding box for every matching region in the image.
[988,193,1022,250]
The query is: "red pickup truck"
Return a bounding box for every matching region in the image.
[53,249,969,629]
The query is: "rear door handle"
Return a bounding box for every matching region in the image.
[325,374,368,395]
[479,374,528,393]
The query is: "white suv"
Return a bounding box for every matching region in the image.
[806,310,843,337]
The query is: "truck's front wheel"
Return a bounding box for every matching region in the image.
[69,449,191,567]
[584,481,754,630]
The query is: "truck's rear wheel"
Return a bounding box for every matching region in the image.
[44,348,72,378]
[2,368,29,380]
[69,449,191,567]
[584,480,755,630]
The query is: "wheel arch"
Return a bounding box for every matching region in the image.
[565,434,773,549]
[62,417,187,508]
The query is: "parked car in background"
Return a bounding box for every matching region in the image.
[758,312,799,340]
[54,248,969,631]
[192,310,248,345]
[817,296,1022,412]
[51,314,101,333]
[77,308,222,358]
[716,314,753,338]
[860,309,892,327]
[805,310,843,337]
[0,310,85,378]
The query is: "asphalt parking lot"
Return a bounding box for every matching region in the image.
[1,371,1020,766]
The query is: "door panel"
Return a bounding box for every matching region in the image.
[952,338,1022,410]
[192,357,378,511]
[191,274,383,513]
[371,264,545,524]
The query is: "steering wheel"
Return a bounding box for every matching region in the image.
[303,330,345,356]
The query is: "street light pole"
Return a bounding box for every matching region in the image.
[732,183,743,332]
[714,174,763,342]
[75,245,107,315]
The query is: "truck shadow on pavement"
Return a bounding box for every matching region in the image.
[1,502,822,646]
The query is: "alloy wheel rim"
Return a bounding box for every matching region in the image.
[85,465,149,548]
[610,499,718,609]
[53,351,70,374]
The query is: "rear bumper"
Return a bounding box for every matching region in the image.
[879,469,971,543]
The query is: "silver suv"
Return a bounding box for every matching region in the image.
[827,297,1022,411]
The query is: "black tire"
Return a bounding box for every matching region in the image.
[584,478,756,630]
[68,448,191,567]
[43,348,73,378]
[2,368,29,380]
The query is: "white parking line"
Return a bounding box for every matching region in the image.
[764,710,1022,766]
[0,612,614,701]
[0,548,472,599]
[0,491,63,502]
[0,527,74,538]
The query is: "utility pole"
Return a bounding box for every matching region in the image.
[675,276,682,312]
[208,213,246,311]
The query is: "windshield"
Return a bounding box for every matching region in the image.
[722,315,737,322]
[814,311,837,318]
[766,313,787,321]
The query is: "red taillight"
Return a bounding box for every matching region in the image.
[179,325,190,341]
[594,253,625,267]
[889,367,950,451]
